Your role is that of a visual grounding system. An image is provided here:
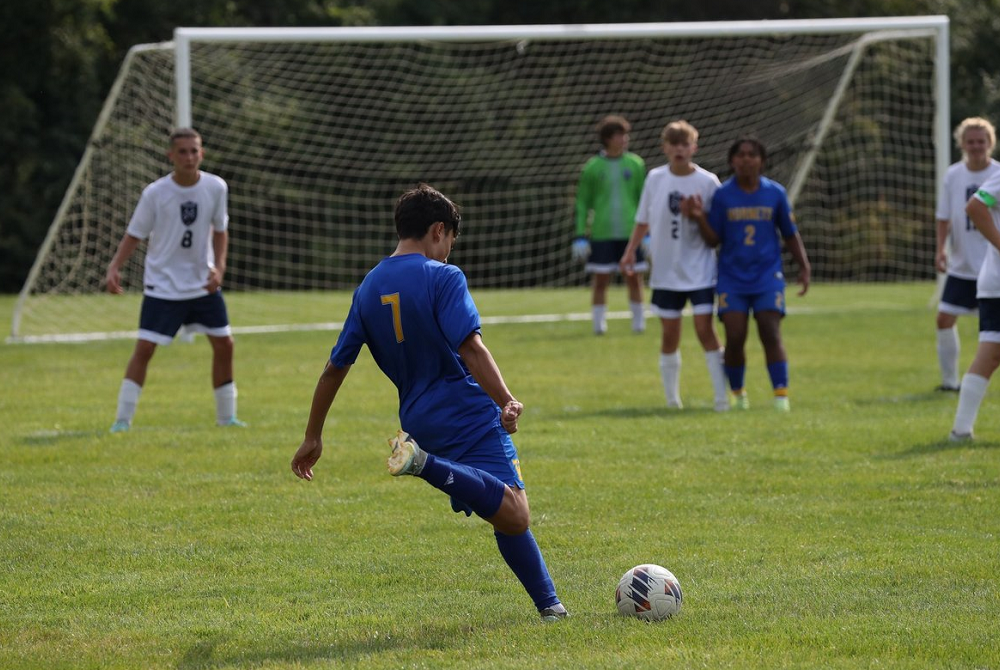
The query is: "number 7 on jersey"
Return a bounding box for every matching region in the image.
[381,293,404,343]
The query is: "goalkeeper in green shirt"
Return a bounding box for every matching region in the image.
[573,115,648,334]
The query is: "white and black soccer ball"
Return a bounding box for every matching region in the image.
[615,563,682,621]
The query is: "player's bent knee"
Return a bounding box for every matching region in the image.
[937,313,957,329]
[490,494,531,535]
[493,513,530,536]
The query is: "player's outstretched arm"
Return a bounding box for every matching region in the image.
[292,361,352,480]
[458,332,522,434]
[785,232,812,296]
[105,234,142,294]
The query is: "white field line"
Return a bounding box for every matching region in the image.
[8,303,919,344]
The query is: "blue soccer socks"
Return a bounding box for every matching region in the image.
[495,529,560,611]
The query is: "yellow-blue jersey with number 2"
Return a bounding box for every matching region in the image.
[330,253,500,458]
[708,176,798,293]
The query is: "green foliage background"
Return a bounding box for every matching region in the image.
[1,0,998,293]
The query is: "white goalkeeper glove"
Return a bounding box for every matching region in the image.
[572,237,591,262]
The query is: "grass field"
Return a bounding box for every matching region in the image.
[1,283,998,669]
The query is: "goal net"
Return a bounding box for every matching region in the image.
[11,19,948,342]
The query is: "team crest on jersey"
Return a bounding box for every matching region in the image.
[669,191,683,215]
[180,201,198,225]
[623,169,633,180]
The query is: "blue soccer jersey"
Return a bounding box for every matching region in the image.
[708,176,798,293]
[330,253,500,458]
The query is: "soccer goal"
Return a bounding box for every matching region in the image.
[11,17,949,342]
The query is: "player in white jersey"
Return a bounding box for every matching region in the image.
[621,120,729,411]
[950,165,1000,440]
[934,117,1000,391]
[104,128,245,432]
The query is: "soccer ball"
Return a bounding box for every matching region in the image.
[615,564,682,621]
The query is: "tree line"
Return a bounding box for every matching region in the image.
[1,0,995,293]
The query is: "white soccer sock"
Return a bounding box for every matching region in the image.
[936,326,960,388]
[115,379,142,425]
[952,373,988,436]
[214,382,238,425]
[630,301,645,332]
[704,348,729,409]
[593,305,607,334]
[659,352,682,407]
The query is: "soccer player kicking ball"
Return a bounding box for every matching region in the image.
[692,136,811,411]
[105,128,245,431]
[950,168,1000,440]
[620,120,729,411]
[291,184,568,622]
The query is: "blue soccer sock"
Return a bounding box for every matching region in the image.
[724,365,746,393]
[767,360,789,394]
[494,529,560,611]
[419,453,507,519]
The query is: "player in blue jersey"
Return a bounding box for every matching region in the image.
[693,137,811,411]
[290,184,567,622]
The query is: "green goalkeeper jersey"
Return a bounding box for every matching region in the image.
[574,151,646,240]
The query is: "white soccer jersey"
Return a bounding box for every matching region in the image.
[126,171,229,300]
[935,159,1000,279]
[973,170,1000,297]
[636,164,720,291]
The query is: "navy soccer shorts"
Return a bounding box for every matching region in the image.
[586,239,648,275]
[651,287,716,319]
[138,292,232,345]
[939,275,978,316]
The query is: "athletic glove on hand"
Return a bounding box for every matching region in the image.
[572,237,591,262]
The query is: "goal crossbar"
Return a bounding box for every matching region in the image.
[175,16,950,213]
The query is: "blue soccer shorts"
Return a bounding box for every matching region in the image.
[716,276,786,317]
[449,422,524,517]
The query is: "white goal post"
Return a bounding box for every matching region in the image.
[12,17,949,342]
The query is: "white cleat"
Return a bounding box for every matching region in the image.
[387,430,426,476]
[948,430,973,442]
[539,603,569,622]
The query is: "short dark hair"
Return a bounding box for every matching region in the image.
[394,184,462,240]
[727,136,767,164]
[169,127,202,147]
[597,115,631,145]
